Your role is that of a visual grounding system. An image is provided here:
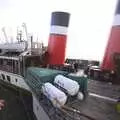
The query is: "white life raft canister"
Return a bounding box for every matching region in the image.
[42,82,67,107]
[54,75,80,96]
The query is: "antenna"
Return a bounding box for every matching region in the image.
[1,27,8,43]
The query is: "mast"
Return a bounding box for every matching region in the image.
[22,22,28,41]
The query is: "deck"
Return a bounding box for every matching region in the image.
[68,79,120,120]
[0,72,120,120]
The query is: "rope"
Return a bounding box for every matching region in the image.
[61,105,96,120]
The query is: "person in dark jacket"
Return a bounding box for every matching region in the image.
[74,62,79,72]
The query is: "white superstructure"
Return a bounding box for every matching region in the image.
[0,23,49,120]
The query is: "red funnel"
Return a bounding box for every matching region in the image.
[47,12,70,65]
[101,1,120,71]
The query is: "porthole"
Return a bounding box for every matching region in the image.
[6,75,11,82]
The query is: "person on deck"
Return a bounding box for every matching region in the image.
[0,99,5,110]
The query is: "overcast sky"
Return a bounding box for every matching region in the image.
[0,0,117,61]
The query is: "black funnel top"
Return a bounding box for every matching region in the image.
[115,0,120,14]
[51,12,70,27]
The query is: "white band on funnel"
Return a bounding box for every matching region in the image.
[113,14,120,26]
[50,25,68,35]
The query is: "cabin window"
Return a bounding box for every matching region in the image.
[1,74,5,80]
[15,79,18,82]
[6,75,11,82]
[36,106,39,111]
[0,59,3,65]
